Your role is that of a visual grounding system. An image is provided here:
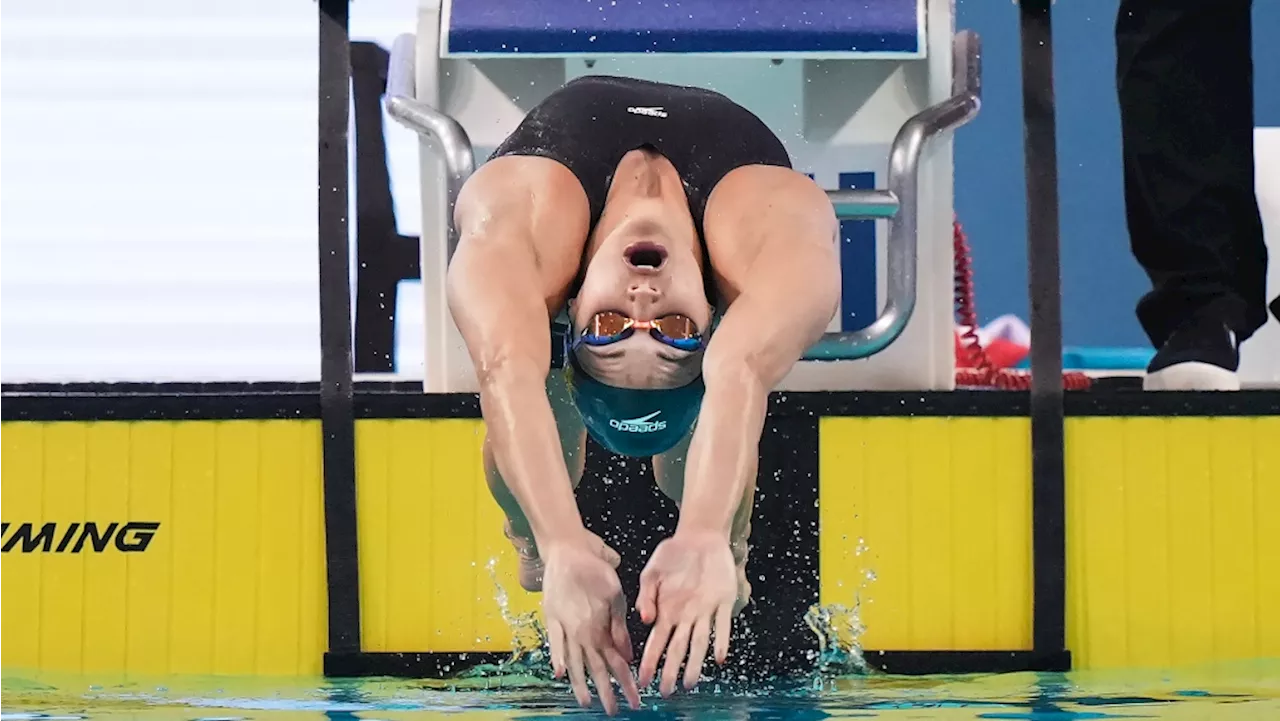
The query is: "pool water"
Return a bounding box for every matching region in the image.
[4,661,1279,721]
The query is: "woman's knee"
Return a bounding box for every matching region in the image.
[483,429,585,501]
[482,439,521,509]
[651,430,694,504]
[564,431,587,489]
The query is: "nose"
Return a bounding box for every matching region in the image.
[627,282,662,309]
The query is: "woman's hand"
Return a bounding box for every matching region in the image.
[636,530,738,695]
[540,531,641,715]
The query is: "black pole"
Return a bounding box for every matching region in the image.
[1018,0,1068,663]
[351,42,422,374]
[318,0,362,655]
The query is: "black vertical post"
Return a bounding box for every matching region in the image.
[1018,0,1068,662]
[318,0,362,654]
[351,42,422,373]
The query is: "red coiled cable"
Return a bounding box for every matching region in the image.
[952,218,1092,390]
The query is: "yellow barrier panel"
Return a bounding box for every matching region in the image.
[1,420,327,676]
[1065,416,1280,669]
[819,417,1034,652]
[354,419,538,653]
[4,411,1277,675]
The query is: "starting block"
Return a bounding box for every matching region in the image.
[389,0,981,393]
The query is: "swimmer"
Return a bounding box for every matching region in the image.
[447,75,839,713]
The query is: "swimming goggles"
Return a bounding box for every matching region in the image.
[570,311,705,353]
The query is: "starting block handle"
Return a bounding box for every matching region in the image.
[805,29,982,361]
[385,34,474,262]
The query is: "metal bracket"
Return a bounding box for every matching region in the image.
[384,34,474,262]
[805,29,982,360]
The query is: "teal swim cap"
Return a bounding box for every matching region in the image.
[565,353,704,457]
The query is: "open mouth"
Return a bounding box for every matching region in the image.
[624,242,668,270]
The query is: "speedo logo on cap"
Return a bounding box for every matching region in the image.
[609,411,667,433]
[626,106,668,118]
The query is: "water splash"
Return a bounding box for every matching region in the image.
[456,559,553,684]
[803,597,869,681]
[466,546,875,689]
[802,540,874,683]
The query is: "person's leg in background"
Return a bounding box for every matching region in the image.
[1116,0,1272,390]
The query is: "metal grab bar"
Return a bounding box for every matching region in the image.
[385,34,474,261]
[806,29,982,361]
[387,29,981,362]
[826,188,900,220]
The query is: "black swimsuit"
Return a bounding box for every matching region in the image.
[490,74,793,255]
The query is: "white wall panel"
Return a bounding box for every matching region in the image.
[1,0,421,382]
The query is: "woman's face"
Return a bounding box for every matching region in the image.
[570,218,712,390]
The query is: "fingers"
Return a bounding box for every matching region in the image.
[639,618,673,688]
[600,541,622,569]
[563,629,639,716]
[610,601,634,663]
[714,601,734,664]
[567,643,591,709]
[585,647,617,716]
[554,602,639,715]
[606,647,642,711]
[637,567,660,624]
[607,596,640,711]
[548,619,567,679]
[682,616,711,690]
[660,621,693,697]
[583,530,622,568]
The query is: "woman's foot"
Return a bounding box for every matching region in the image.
[503,521,545,592]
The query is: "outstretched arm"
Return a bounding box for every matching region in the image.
[446,159,591,550]
[449,159,641,715]
[677,170,840,539]
[637,168,839,694]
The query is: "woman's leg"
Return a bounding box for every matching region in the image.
[485,370,588,592]
[454,155,594,591]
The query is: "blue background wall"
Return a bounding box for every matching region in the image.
[953,1,1279,347]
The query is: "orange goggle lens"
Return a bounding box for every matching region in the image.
[579,311,703,351]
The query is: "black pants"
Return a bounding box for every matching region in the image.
[1116,0,1275,347]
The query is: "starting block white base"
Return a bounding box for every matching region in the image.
[410,0,966,393]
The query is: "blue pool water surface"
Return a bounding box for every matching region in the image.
[3,661,1278,721]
